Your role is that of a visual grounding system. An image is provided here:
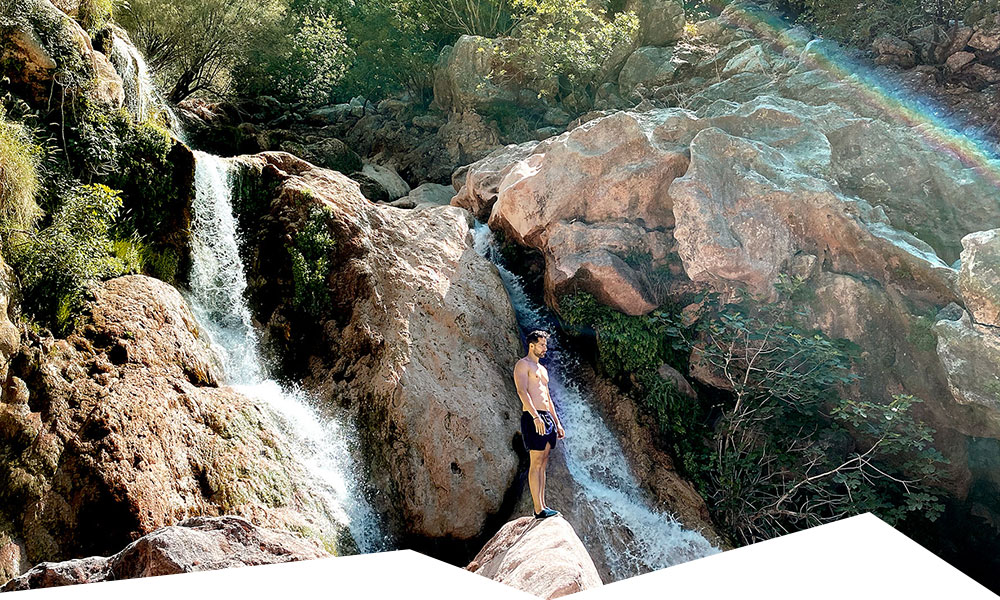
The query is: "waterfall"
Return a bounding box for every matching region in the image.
[187,151,386,553]
[473,223,719,580]
[108,33,183,132]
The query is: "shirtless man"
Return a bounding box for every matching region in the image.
[513,330,565,519]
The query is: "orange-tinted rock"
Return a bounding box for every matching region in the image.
[0,276,348,578]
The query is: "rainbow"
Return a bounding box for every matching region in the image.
[714,3,1000,189]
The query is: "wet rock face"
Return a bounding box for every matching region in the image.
[0,276,347,580]
[0,0,124,111]
[232,153,523,542]
[1,516,328,592]
[467,516,602,599]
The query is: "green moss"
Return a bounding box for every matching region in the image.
[907,314,938,353]
[77,0,113,36]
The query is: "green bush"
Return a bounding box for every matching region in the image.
[0,108,43,235]
[288,203,335,319]
[498,0,639,109]
[61,105,184,250]
[11,184,128,332]
[560,292,680,377]
[236,11,354,107]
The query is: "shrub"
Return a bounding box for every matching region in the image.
[560,292,672,377]
[681,292,945,544]
[11,184,128,332]
[0,108,43,236]
[288,203,334,319]
[498,0,639,110]
[235,11,354,107]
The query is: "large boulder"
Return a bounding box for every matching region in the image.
[0,276,349,581]
[231,153,523,542]
[618,47,680,97]
[959,229,1000,327]
[452,141,543,220]
[670,126,956,301]
[432,36,514,113]
[357,162,410,201]
[387,183,455,210]
[626,0,685,47]
[0,0,124,111]
[467,516,602,598]
[1,516,327,591]
[934,310,1000,432]
[482,111,689,315]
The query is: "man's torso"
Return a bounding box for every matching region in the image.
[519,358,553,413]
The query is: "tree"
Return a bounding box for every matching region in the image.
[498,0,639,111]
[670,283,945,544]
[117,0,286,101]
[235,10,354,107]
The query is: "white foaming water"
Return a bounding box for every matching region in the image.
[188,152,386,553]
[108,34,184,134]
[110,35,154,123]
[473,223,719,580]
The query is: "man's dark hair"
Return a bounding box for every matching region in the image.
[526,330,550,346]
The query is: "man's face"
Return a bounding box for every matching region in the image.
[531,337,548,358]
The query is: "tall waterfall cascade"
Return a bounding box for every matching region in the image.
[188,152,386,553]
[473,222,719,580]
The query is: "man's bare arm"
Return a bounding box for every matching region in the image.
[514,361,539,417]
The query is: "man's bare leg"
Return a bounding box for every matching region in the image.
[528,449,546,513]
[539,445,551,509]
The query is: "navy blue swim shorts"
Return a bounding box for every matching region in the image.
[521,410,557,451]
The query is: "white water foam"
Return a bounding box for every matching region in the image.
[473,222,719,579]
[187,151,386,553]
[108,34,184,133]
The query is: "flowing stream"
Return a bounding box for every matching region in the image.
[187,151,386,553]
[473,223,719,580]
